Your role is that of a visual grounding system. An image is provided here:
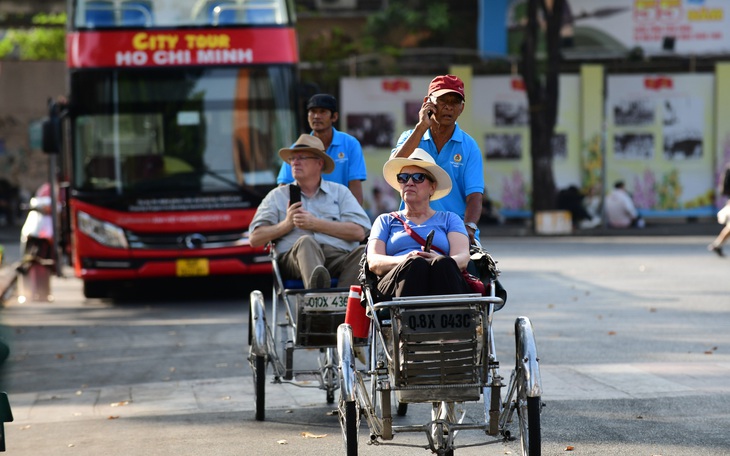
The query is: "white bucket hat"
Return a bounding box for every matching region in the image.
[382,148,452,201]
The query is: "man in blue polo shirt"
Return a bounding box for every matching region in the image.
[391,74,485,245]
[277,94,367,204]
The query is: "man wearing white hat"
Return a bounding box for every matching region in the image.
[250,134,371,288]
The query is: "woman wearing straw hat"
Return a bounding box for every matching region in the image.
[366,149,471,298]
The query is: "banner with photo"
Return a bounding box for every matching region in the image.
[475,75,582,217]
[507,0,730,57]
[605,73,715,216]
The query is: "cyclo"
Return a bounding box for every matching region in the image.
[248,243,364,421]
[336,246,543,455]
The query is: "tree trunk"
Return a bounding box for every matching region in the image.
[520,0,564,217]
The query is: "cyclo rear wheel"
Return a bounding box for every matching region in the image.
[253,355,266,421]
[337,324,359,456]
[514,315,541,456]
[249,291,269,422]
[517,391,541,456]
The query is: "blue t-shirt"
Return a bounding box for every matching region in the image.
[393,123,484,218]
[369,211,467,257]
[277,128,367,187]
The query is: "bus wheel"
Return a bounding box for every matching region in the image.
[83,280,110,299]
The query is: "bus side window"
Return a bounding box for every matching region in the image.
[121,0,154,27]
[85,0,116,28]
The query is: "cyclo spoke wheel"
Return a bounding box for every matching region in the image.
[340,400,358,456]
[517,392,541,456]
[254,355,266,421]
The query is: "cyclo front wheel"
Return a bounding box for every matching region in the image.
[341,400,359,456]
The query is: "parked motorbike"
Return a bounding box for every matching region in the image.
[17,183,55,302]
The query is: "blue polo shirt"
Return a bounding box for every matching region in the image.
[393,123,484,218]
[277,128,367,187]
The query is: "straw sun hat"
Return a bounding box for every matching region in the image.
[382,148,452,201]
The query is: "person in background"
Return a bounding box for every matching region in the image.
[391,75,484,245]
[708,165,730,257]
[367,149,470,299]
[277,94,367,204]
[250,135,371,288]
[604,180,644,229]
[557,185,600,229]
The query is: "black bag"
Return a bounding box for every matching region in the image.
[469,246,507,311]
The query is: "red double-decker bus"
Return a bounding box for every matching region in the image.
[46,0,300,298]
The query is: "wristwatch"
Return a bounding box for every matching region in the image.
[465,222,478,232]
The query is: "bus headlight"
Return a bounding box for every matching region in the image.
[77,211,129,249]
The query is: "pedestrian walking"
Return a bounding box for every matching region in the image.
[708,165,730,257]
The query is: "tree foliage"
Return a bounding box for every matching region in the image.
[363,0,451,52]
[0,13,66,60]
[297,0,461,93]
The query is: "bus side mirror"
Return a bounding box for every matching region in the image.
[41,117,60,154]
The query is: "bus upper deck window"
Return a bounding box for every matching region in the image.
[245,0,277,24]
[85,0,115,28]
[208,1,237,25]
[121,0,154,26]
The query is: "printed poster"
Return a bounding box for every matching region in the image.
[605,73,715,215]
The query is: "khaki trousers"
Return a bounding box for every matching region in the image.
[279,235,365,288]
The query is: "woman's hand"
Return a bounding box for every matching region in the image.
[412,249,439,260]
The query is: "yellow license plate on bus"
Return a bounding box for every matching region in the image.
[176,258,209,277]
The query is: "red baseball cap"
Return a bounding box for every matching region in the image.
[428,74,465,101]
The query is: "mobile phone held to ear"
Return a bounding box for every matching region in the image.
[424,230,435,252]
[289,184,301,205]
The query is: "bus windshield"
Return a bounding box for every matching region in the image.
[70,66,297,194]
[75,0,292,28]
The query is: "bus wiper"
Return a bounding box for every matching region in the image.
[200,167,267,199]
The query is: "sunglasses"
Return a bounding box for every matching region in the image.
[396,172,432,184]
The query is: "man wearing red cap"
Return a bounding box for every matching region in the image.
[392,74,485,245]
